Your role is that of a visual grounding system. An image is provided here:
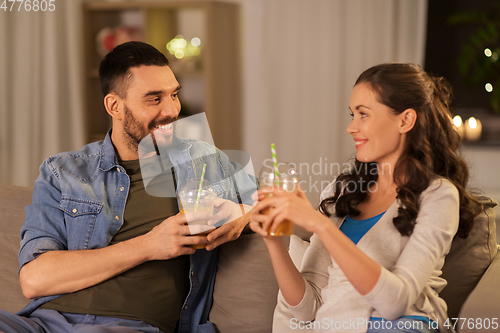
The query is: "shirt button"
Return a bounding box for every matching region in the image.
[191,271,194,276]
[184,306,188,310]
[72,208,77,213]
[117,168,121,172]
[120,187,125,192]
[115,216,120,220]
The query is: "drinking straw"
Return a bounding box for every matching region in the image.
[271,143,280,186]
[195,163,207,211]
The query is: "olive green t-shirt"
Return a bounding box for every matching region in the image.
[41,159,189,333]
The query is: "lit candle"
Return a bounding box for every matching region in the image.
[452,115,464,137]
[464,117,482,141]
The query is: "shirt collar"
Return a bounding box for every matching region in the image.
[99,129,120,171]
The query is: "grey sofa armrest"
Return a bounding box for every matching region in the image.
[0,184,32,313]
[458,249,500,332]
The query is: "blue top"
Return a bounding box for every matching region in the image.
[19,130,257,333]
[340,211,385,244]
[341,212,432,325]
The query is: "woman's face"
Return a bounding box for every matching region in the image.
[347,83,407,170]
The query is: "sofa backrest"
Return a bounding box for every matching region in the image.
[209,232,290,333]
[0,184,32,313]
[440,195,498,318]
[0,183,285,331]
[2,183,497,330]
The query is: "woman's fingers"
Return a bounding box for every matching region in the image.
[253,193,294,213]
[249,217,269,237]
[256,185,295,200]
[252,204,286,235]
[297,184,308,199]
[251,185,313,237]
[265,205,288,235]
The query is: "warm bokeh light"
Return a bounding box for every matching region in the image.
[485,48,492,57]
[174,49,185,59]
[453,115,463,127]
[191,37,201,47]
[464,117,482,141]
[485,83,493,93]
[468,117,477,129]
[166,35,202,60]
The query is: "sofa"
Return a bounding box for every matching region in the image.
[1,183,499,333]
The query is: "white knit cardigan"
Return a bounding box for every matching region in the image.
[286,178,459,333]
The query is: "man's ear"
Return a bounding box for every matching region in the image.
[399,108,417,134]
[104,93,123,120]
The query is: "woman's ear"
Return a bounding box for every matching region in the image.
[399,108,417,134]
[104,93,123,121]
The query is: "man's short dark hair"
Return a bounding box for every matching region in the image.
[99,41,170,97]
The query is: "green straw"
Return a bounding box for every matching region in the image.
[195,163,207,211]
[271,143,280,186]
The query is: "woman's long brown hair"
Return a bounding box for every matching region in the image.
[320,63,482,238]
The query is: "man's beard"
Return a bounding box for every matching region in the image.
[123,105,150,153]
[122,105,176,155]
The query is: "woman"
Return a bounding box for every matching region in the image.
[250,63,482,333]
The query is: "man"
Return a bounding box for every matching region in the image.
[0,41,256,333]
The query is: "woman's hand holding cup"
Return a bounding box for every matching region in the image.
[251,163,299,237]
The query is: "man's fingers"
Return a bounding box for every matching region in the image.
[187,224,215,235]
[183,211,213,224]
[182,234,211,246]
[168,211,212,225]
[205,233,234,251]
[206,223,231,242]
[178,247,197,256]
[251,190,259,203]
[207,211,230,226]
[178,224,214,236]
[213,197,225,208]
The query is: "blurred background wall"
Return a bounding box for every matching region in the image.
[0,0,86,187]
[0,0,426,195]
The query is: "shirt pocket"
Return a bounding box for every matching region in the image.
[59,198,103,250]
[210,178,229,199]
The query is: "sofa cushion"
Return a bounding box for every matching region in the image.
[210,232,289,333]
[440,195,498,318]
[0,184,32,313]
[458,251,500,330]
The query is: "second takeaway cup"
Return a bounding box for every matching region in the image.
[178,179,217,249]
[258,163,299,236]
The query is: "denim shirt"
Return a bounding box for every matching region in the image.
[18,130,257,333]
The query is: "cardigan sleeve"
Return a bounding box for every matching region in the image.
[282,181,338,320]
[285,232,333,321]
[363,178,460,319]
